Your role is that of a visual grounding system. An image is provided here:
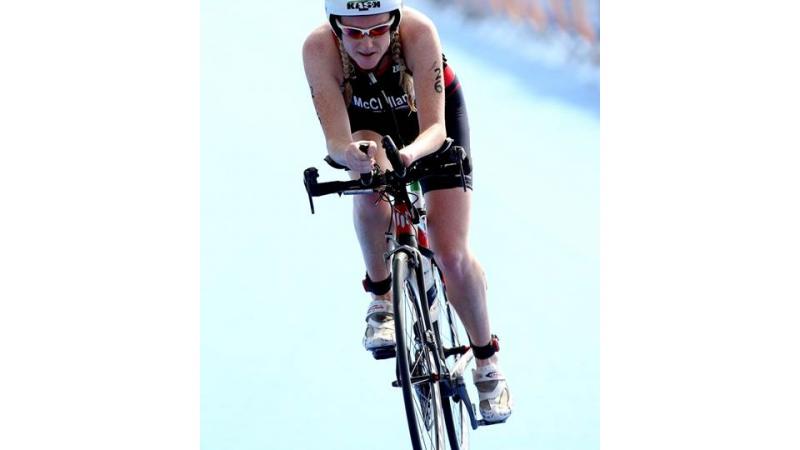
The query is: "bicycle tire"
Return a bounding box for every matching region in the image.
[432,265,471,450]
[393,251,446,450]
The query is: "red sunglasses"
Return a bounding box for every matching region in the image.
[336,18,394,39]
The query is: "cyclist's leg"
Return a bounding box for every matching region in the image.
[421,82,494,361]
[421,82,512,420]
[349,130,397,354]
[423,187,492,359]
[425,188,513,422]
[349,129,394,287]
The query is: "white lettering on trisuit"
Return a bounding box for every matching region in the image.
[352,95,383,110]
[385,93,408,108]
[352,94,409,111]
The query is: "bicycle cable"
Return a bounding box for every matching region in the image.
[367,72,407,149]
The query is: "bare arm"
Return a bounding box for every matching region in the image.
[302,27,352,161]
[302,26,379,172]
[398,9,447,164]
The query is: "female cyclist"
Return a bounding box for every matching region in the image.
[302,0,512,423]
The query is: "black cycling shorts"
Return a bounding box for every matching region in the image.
[419,85,472,193]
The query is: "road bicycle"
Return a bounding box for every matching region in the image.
[303,135,505,450]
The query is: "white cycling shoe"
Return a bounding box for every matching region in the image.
[363,299,396,356]
[472,363,513,423]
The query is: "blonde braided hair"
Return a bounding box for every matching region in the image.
[390,30,416,112]
[338,40,356,106]
[338,31,416,112]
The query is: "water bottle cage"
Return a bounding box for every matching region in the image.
[471,334,500,360]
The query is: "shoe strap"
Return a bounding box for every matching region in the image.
[473,363,507,382]
[472,364,508,401]
[366,299,393,328]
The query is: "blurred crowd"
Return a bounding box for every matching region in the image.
[429,0,599,66]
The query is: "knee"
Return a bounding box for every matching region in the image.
[353,194,389,225]
[433,246,470,280]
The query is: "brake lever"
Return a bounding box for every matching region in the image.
[382,135,406,179]
[303,167,319,214]
[457,147,467,192]
[358,143,375,187]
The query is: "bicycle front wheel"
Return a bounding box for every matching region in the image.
[393,251,446,450]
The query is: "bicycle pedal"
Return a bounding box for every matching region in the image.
[371,347,396,360]
[477,418,509,426]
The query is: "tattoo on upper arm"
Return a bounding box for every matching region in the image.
[309,85,322,123]
[431,62,444,94]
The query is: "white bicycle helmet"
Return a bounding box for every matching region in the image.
[325,0,403,38]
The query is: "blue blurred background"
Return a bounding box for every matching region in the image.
[201,0,598,448]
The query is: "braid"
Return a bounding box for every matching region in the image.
[338,40,355,106]
[391,31,416,112]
